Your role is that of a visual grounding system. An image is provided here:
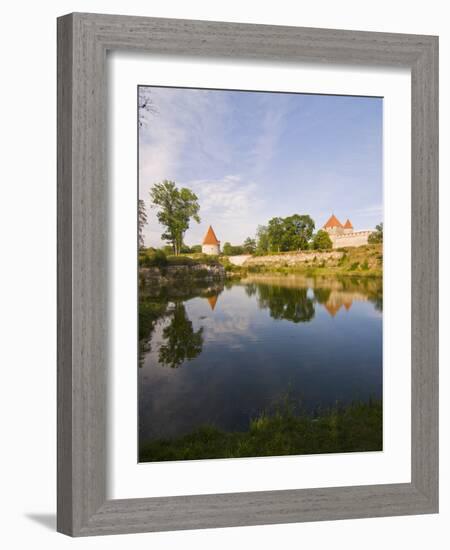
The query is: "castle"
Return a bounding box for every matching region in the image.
[202,225,221,255]
[200,217,372,255]
[323,214,373,248]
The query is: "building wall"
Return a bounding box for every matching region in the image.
[330,231,373,249]
[326,226,344,235]
[202,244,220,255]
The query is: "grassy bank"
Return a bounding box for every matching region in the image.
[139,248,221,268]
[219,244,382,278]
[139,245,382,278]
[140,400,382,462]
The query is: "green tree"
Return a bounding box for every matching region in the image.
[138,199,148,249]
[312,229,333,250]
[281,214,315,251]
[222,242,232,256]
[256,225,269,254]
[150,180,201,255]
[368,222,383,244]
[267,217,285,252]
[243,237,256,254]
[190,244,202,253]
[266,215,315,252]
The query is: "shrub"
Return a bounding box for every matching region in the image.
[338,253,348,266]
[312,230,333,250]
[349,262,360,271]
[139,248,168,267]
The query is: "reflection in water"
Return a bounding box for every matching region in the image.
[243,274,382,319]
[257,285,315,323]
[158,302,204,368]
[206,294,219,311]
[139,275,382,442]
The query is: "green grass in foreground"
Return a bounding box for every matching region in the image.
[140,400,382,462]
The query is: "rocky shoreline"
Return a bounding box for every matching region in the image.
[139,263,226,287]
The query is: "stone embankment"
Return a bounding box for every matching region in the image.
[139,263,225,286]
[242,250,343,268]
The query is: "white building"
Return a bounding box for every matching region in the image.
[201,225,221,255]
[323,214,373,248]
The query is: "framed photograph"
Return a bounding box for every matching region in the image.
[57,13,438,536]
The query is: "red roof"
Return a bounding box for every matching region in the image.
[343,219,353,229]
[323,214,343,229]
[202,225,220,245]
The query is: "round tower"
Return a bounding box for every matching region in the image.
[202,225,221,255]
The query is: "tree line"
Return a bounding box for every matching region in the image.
[139,179,382,255]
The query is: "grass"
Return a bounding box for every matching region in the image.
[225,244,383,278]
[139,399,382,462]
[139,245,383,278]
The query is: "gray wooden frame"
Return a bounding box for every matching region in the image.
[57,12,438,537]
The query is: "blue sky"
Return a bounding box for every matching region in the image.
[139,86,383,248]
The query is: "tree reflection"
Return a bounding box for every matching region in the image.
[158,302,204,368]
[244,283,258,297]
[256,285,315,323]
[313,287,331,305]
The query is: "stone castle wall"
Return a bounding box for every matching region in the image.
[329,231,373,249]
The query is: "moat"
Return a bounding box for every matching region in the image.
[139,274,383,448]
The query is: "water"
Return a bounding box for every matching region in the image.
[139,275,382,443]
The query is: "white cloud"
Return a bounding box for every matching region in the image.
[247,94,292,177]
[355,204,383,216]
[185,175,265,245]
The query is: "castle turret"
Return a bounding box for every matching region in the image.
[343,219,353,234]
[322,214,372,248]
[202,225,221,255]
[323,214,344,235]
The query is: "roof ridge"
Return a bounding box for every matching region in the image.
[323,214,343,228]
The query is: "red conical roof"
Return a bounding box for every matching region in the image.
[202,225,220,245]
[343,219,353,229]
[323,214,343,229]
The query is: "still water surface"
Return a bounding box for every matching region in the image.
[139,275,382,442]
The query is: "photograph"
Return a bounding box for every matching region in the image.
[138,85,383,462]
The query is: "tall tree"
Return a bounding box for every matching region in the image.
[282,214,315,251]
[138,199,148,249]
[256,225,269,254]
[150,180,200,255]
[267,217,285,252]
